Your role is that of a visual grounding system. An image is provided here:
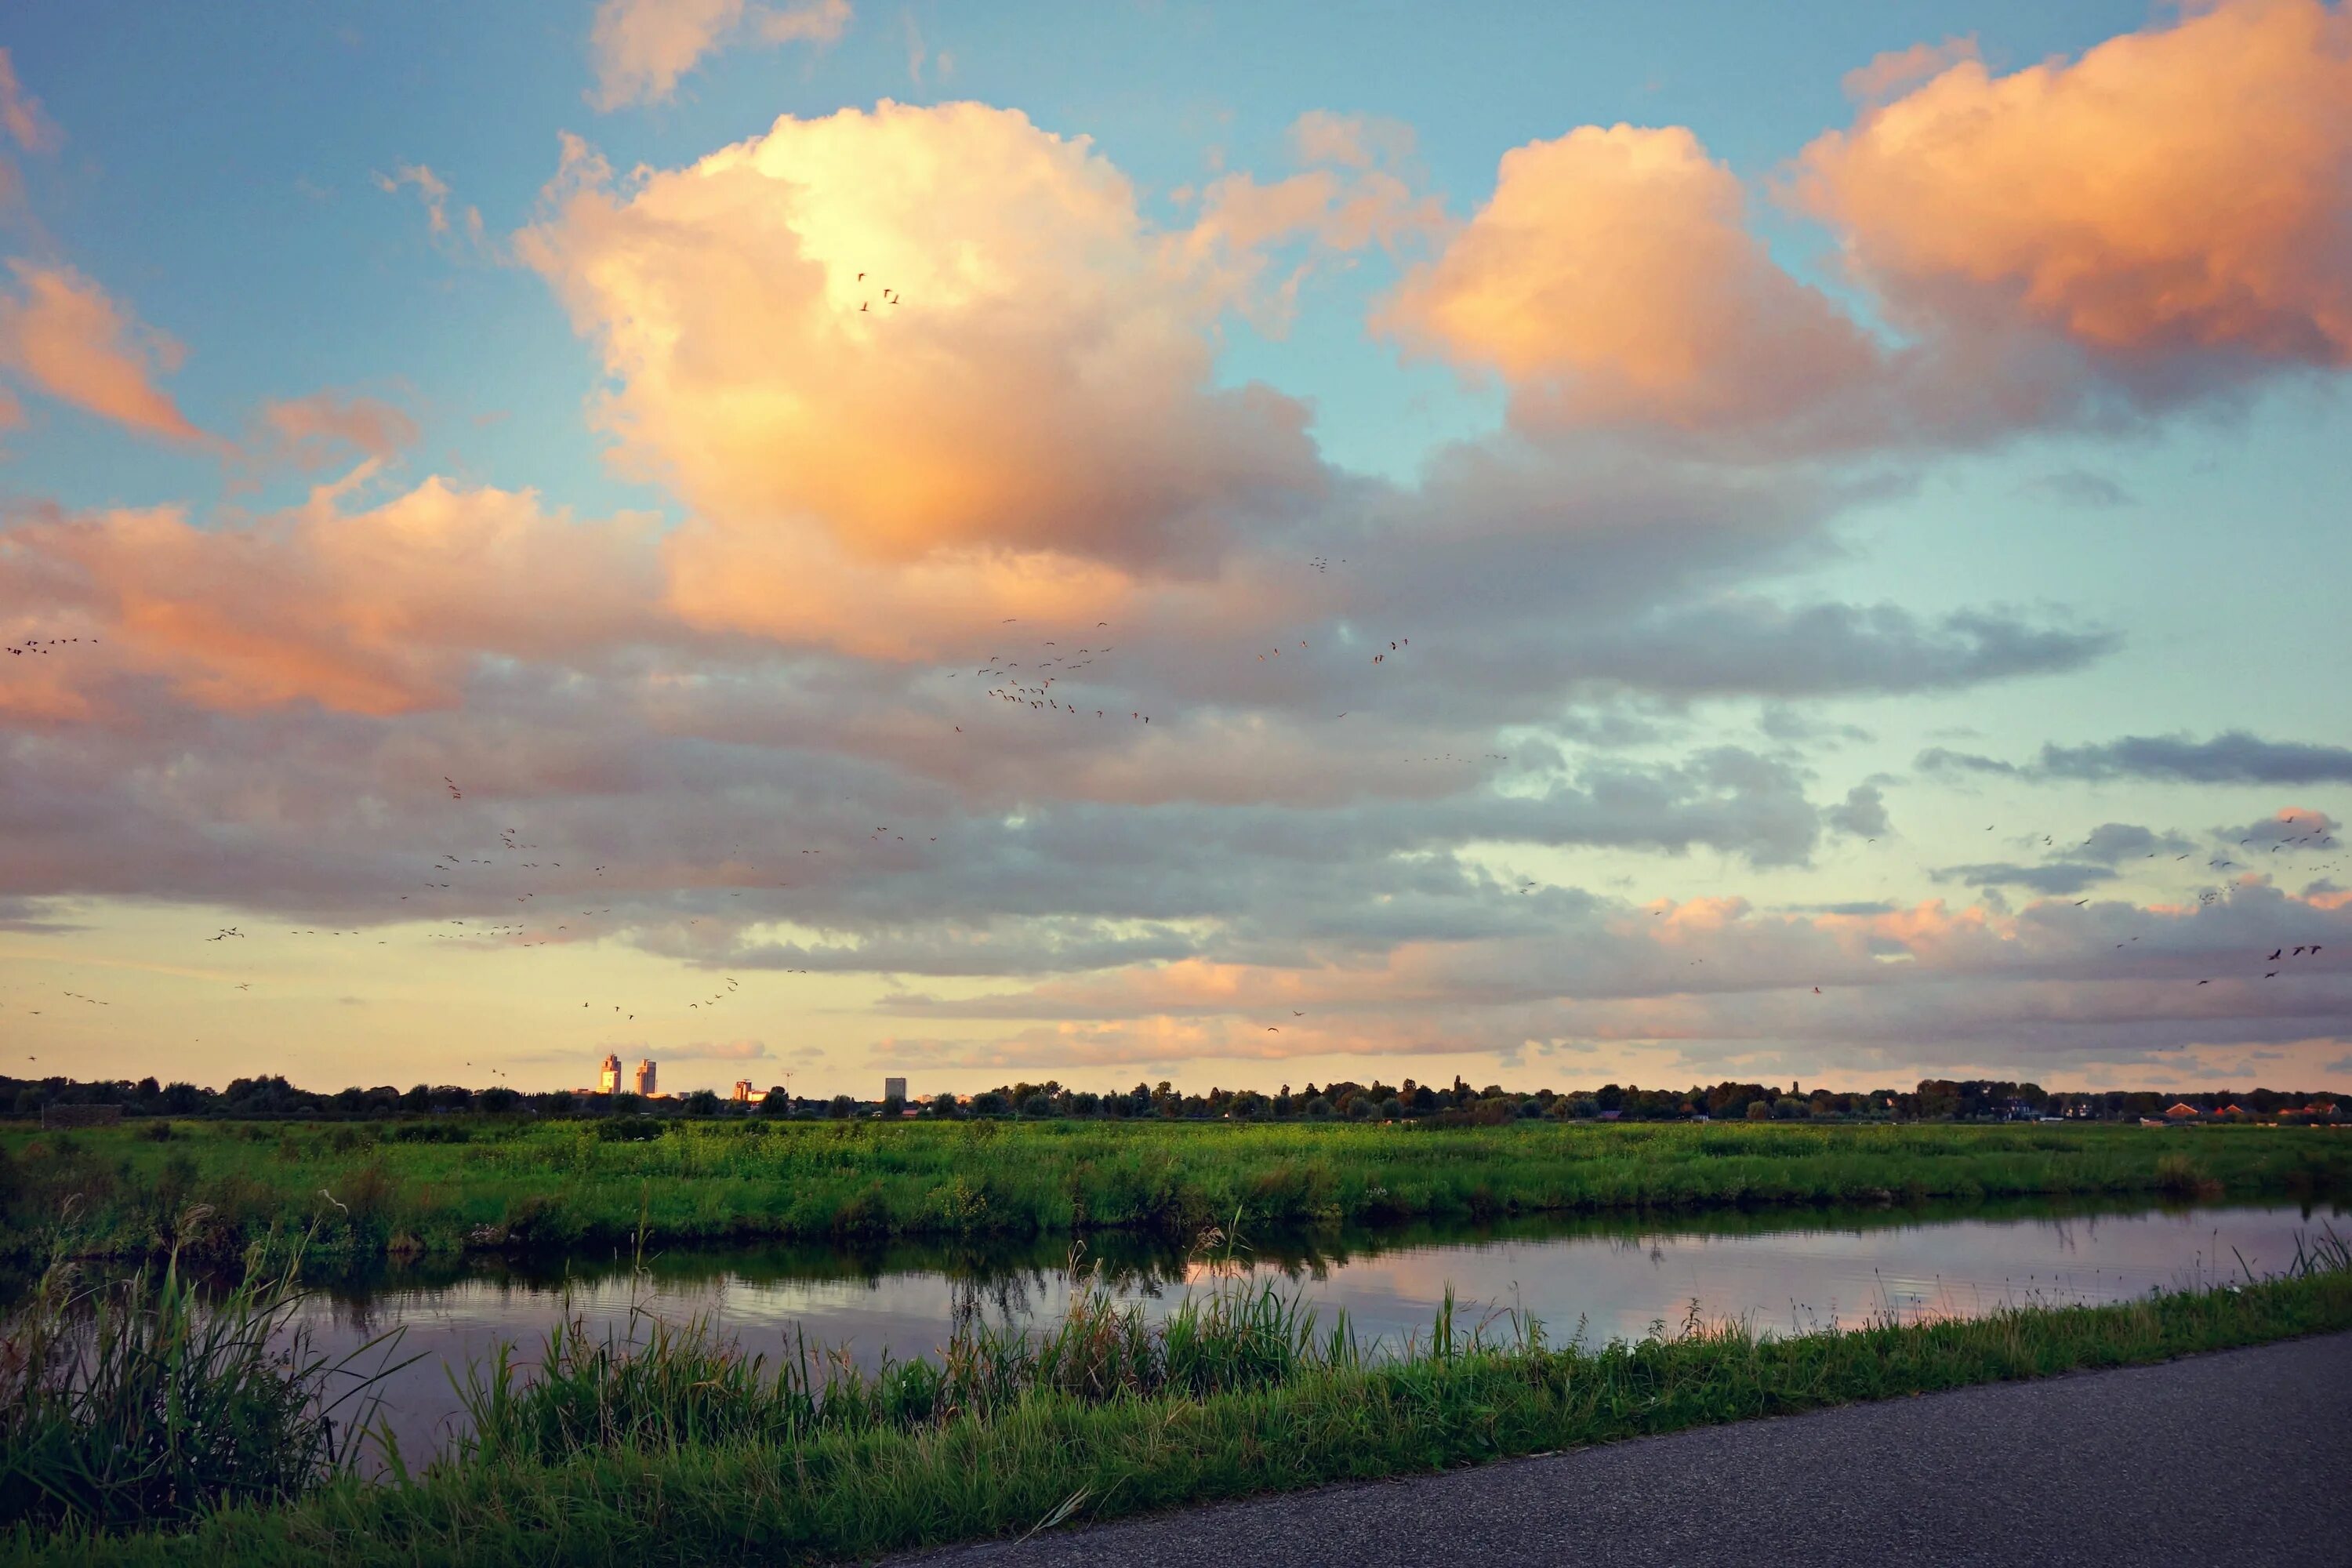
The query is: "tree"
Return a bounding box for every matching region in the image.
[828,1094,856,1119]
[1745,1101,1771,1121]
[684,1089,720,1116]
[927,1091,960,1119]
[479,1087,521,1115]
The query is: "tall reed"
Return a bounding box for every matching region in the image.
[0,1218,409,1531]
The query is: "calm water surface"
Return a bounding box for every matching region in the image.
[297,1196,2347,1462]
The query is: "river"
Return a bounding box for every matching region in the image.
[290,1195,2347,1464]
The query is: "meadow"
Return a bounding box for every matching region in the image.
[5,1225,2350,1566]
[4,1116,2346,1269]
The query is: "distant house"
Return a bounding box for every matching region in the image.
[2165,1102,2202,1119]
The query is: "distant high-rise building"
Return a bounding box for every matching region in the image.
[633,1058,658,1097]
[599,1054,622,1095]
[884,1076,907,1104]
[731,1080,753,1103]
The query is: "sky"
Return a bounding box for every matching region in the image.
[1,0,2348,1100]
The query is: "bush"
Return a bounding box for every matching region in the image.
[1746,1102,1772,1121]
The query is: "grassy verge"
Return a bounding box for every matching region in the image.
[8,1231,2350,1566]
[6,1117,2346,1268]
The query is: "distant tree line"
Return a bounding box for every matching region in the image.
[0,1073,2339,1125]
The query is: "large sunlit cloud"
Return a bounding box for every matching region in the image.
[1795,0,2352,375]
[0,261,215,447]
[1379,124,1881,441]
[521,104,1323,595]
[588,0,851,111]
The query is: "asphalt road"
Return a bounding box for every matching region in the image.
[913,1332,2352,1567]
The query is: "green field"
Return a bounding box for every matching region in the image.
[5,1116,2347,1269]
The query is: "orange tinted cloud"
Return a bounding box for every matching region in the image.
[0,472,663,714]
[1796,0,2352,365]
[0,49,60,155]
[519,103,1319,590]
[1381,125,1878,434]
[255,392,420,468]
[0,261,212,445]
[1840,36,1979,104]
[588,0,851,111]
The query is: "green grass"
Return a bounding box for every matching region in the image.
[8,1229,2350,1566]
[0,1233,407,1534]
[5,1118,2347,1270]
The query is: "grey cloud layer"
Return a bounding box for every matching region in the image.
[1922,732,2352,786]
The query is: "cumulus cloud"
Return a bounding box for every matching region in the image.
[872,880,2352,1072]
[374,163,484,251]
[0,470,666,714]
[520,104,1323,601]
[1534,601,2111,699]
[1795,0,2352,376]
[251,392,420,470]
[1824,782,1889,838]
[1928,732,2352,787]
[2074,822,2197,863]
[2218,808,2342,848]
[2041,734,2352,787]
[1370,2,2352,452]
[1381,124,1880,440]
[0,261,213,445]
[1934,861,2117,897]
[1840,35,1980,105]
[588,0,851,111]
[1178,110,1446,321]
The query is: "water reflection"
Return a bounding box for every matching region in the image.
[287,1194,2342,1464]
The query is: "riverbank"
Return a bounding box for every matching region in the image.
[7,1230,2349,1566]
[5,1119,2346,1269]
